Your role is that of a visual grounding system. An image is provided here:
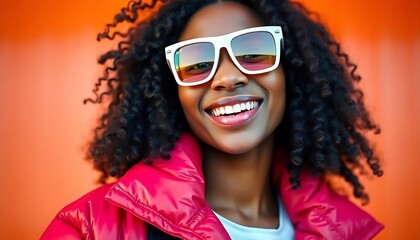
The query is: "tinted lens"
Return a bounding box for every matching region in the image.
[175,42,215,83]
[231,31,276,71]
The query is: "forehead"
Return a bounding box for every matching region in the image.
[179,2,264,41]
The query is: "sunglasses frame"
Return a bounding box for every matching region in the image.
[165,26,283,87]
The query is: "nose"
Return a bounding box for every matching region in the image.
[211,50,248,91]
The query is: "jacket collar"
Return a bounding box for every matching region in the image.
[105,133,230,239]
[105,132,383,239]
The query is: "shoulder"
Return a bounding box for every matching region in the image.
[41,184,114,239]
[41,183,148,239]
[60,183,114,211]
[54,183,116,224]
[279,169,384,239]
[273,150,383,239]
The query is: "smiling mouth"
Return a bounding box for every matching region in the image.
[207,100,260,117]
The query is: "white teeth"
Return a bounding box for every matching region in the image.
[246,102,251,110]
[233,104,241,113]
[209,101,259,116]
[225,106,233,114]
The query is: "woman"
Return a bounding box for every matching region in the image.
[42,0,384,239]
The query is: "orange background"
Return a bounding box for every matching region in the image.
[0,0,419,239]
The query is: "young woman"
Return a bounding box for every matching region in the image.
[42,0,384,239]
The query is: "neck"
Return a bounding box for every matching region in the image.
[202,134,278,225]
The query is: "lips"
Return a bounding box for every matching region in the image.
[205,97,262,126]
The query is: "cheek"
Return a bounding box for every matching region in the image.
[178,86,203,122]
[273,77,286,105]
[178,87,192,116]
[266,68,287,121]
[178,86,213,144]
[273,67,286,98]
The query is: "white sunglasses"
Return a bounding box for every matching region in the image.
[165,26,283,86]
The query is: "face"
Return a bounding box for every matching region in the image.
[177,2,286,154]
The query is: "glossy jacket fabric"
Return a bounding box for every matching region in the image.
[41,133,384,240]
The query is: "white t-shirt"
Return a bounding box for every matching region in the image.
[213,197,294,240]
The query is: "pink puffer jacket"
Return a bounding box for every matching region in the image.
[41,133,383,239]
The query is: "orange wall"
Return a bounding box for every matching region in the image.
[0,0,419,239]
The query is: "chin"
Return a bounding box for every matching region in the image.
[213,139,261,155]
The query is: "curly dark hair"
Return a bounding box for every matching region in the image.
[85,0,383,203]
